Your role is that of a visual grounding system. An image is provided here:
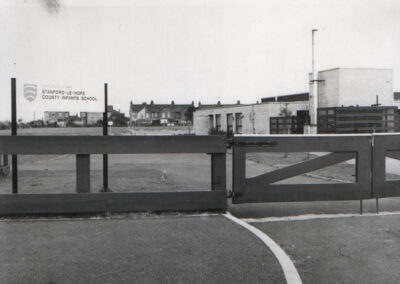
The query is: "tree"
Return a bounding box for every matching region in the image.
[185,106,196,122]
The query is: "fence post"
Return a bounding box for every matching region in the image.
[76,154,91,193]
[211,153,226,191]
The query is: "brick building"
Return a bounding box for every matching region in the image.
[129,101,194,126]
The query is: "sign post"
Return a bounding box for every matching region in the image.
[103,83,109,192]
[11,78,18,194]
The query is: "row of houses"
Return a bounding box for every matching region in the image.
[129,100,195,126]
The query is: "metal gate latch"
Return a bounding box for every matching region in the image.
[233,141,277,147]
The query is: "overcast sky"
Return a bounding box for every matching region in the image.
[1,0,399,121]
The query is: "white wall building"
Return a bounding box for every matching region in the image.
[193,101,309,135]
[314,68,393,109]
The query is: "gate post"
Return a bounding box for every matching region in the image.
[211,153,226,191]
[356,136,373,200]
[372,135,386,198]
[232,141,246,202]
[76,154,91,193]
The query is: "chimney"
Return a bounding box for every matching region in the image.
[191,100,194,106]
[198,101,201,107]
[171,100,175,105]
[237,100,240,105]
[217,101,221,106]
[151,100,154,105]
[142,102,146,105]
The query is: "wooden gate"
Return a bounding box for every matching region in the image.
[232,135,373,204]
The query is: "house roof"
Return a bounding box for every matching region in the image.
[196,104,246,110]
[130,102,192,113]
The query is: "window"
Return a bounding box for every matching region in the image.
[152,112,159,118]
[208,115,213,130]
[227,113,233,134]
[215,114,221,130]
[145,113,150,119]
[174,112,181,119]
[235,113,243,134]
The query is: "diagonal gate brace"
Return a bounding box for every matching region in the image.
[247,152,356,186]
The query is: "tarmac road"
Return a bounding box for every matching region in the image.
[0,214,286,284]
[250,214,400,284]
[2,209,400,284]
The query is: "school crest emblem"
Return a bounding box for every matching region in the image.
[24,84,37,102]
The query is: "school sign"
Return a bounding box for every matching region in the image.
[19,82,104,116]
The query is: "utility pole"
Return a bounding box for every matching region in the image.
[311,29,318,126]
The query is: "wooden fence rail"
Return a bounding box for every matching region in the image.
[0,136,227,215]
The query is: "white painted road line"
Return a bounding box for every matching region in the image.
[243,211,400,223]
[223,212,302,284]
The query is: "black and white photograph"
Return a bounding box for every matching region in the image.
[0,0,400,283]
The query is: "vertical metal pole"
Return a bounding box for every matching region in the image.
[103,83,109,192]
[311,29,318,126]
[11,78,18,194]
